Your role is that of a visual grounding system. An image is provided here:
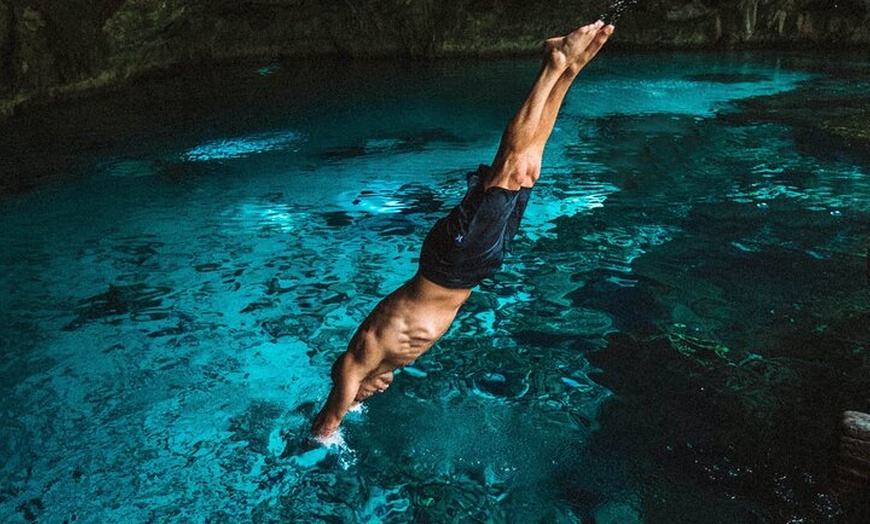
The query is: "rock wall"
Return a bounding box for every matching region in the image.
[0,0,868,114]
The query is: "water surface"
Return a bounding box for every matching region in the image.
[1,52,869,523]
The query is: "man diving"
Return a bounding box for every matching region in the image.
[312,20,615,438]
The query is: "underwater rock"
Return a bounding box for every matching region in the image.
[588,331,803,458]
[404,468,506,521]
[593,500,643,524]
[228,400,284,455]
[819,105,870,149]
[63,283,172,330]
[471,371,530,399]
[513,304,616,340]
[738,86,870,157]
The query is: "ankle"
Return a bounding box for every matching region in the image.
[564,62,582,77]
[543,39,570,72]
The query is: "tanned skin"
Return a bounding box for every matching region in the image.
[312,20,615,439]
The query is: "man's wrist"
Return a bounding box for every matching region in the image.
[312,414,340,436]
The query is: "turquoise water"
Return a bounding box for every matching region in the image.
[1,52,868,523]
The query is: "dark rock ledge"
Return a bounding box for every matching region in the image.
[837,408,870,522]
[838,410,870,491]
[1,0,869,117]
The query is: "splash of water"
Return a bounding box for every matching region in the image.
[599,0,640,23]
[289,428,358,469]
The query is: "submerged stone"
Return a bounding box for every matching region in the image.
[63,283,172,330]
[228,400,284,455]
[471,371,530,399]
[593,500,643,524]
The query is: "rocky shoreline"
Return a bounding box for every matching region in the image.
[1,0,869,118]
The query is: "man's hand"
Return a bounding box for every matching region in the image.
[311,351,376,438]
[311,410,340,439]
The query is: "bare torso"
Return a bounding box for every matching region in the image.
[350,274,471,377]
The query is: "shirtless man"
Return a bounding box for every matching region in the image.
[312,20,615,438]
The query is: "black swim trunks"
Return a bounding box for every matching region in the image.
[419,165,532,289]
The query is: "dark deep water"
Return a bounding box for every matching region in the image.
[1,51,869,523]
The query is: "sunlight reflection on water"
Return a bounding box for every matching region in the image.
[184,130,302,162]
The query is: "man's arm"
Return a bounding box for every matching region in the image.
[311,351,373,438]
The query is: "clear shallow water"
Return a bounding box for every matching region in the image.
[1,52,869,523]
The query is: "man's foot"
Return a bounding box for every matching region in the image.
[545,20,614,73]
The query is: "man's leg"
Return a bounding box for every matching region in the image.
[534,22,614,149]
[486,21,614,191]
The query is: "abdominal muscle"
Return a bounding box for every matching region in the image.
[351,274,471,377]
